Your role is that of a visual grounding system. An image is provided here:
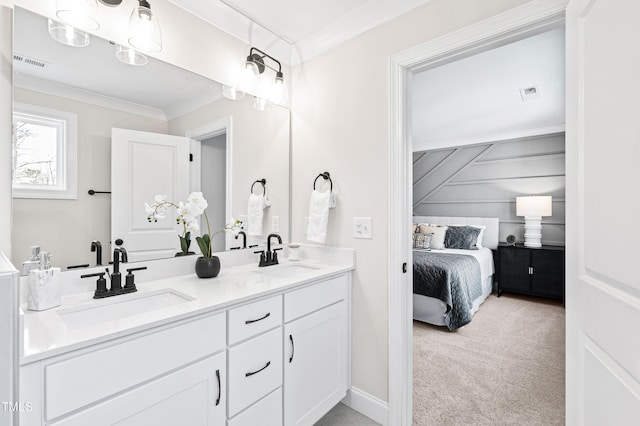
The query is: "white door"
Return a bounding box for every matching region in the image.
[566,0,640,423]
[112,128,191,262]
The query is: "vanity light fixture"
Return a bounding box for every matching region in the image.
[115,44,148,66]
[128,0,163,53]
[222,85,245,101]
[48,18,91,47]
[55,0,100,32]
[225,47,287,108]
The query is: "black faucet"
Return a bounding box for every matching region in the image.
[91,240,102,266]
[111,239,128,292]
[254,233,283,267]
[235,231,247,249]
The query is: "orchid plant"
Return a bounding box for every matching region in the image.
[145,192,241,258]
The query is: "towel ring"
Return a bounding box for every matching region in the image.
[313,172,332,192]
[251,179,266,194]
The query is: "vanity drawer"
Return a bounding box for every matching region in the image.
[228,327,283,417]
[45,313,225,421]
[284,274,347,322]
[228,388,282,426]
[228,295,282,345]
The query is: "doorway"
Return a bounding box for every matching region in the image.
[387,2,569,424]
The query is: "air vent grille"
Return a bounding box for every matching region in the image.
[13,54,47,68]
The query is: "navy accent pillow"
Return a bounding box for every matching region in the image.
[444,226,481,250]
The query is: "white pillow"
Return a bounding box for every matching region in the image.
[420,225,448,249]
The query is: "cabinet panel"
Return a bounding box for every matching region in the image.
[284,301,347,426]
[228,295,282,345]
[50,352,226,426]
[531,249,564,298]
[284,274,347,322]
[499,247,530,292]
[45,313,225,420]
[227,388,282,426]
[228,327,283,417]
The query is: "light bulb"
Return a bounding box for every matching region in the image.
[128,0,162,53]
[55,0,100,31]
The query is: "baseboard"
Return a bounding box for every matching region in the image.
[341,387,389,426]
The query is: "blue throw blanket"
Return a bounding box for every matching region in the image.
[413,250,482,330]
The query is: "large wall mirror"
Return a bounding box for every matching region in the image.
[11,7,290,269]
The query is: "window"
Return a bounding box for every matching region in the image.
[12,103,77,199]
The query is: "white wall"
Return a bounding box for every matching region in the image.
[168,97,291,245]
[201,134,227,252]
[12,88,168,269]
[291,0,531,402]
[0,6,12,258]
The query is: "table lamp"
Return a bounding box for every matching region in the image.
[516,195,552,248]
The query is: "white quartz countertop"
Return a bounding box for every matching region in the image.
[21,257,354,364]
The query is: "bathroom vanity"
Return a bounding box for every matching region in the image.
[18,246,354,426]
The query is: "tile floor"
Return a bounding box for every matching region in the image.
[315,403,380,425]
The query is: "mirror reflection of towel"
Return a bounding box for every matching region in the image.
[247,193,270,236]
[306,190,336,243]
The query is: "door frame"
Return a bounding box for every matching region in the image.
[185,117,233,250]
[387,1,569,423]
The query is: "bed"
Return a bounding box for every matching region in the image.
[412,216,499,330]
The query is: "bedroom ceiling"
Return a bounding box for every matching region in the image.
[411,27,566,152]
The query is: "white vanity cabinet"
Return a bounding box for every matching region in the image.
[21,313,227,426]
[20,269,352,426]
[283,275,349,426]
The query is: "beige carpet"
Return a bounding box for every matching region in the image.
[413,293,565,426]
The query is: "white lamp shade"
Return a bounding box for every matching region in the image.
[55,0,100,31]
[516,196,552,217]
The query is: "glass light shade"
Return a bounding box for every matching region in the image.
[222,85,245,100]
[516,196,552,217]
[238,62,260,94]
[56,0,100,31]
[115,45,148,66]
[269,76,287,104]
[253,97,270,111]
[48,19,90,47]
[128,2,162,53]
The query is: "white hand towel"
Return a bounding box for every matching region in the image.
[307,190,334,243]
[247,193,270,236]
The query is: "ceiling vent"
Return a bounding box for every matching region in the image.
[13,53,47,68]
[519,85,541,102]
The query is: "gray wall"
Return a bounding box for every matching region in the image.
[201,134,226,252]
[413,133,565,246]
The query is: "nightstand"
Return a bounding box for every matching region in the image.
[497,244,565,300]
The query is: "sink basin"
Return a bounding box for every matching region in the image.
[255,263,320,279]
[58,289,195,329]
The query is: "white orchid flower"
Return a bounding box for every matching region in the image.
[176,201,194,221]
[144,203,156,215]
[154,194,167,203]
[185,201,204,217]
[186,218,200,233]
[187,192,208,211]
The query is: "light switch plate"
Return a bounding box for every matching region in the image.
[353,217,372,239]
[238,215,248,230]
[271,215,280,232]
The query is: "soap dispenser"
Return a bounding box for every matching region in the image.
[27,252,61,311]
[21,245,41,276]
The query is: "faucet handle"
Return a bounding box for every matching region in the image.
[254,250,267,267]
[124,266,146,292]
[81,272,108,299]
[272,248,283,264]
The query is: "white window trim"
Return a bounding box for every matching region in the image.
[12,102,78,200]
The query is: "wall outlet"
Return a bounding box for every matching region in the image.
[237,215,248,230]
[353,217,373,239]
[271,215,280,232]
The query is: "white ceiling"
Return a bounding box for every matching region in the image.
[169,0,433,64]
[411,27,566,152]
[13,7,223,121]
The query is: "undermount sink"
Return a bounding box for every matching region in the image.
[58,289,195,329]
[255,263,320,279]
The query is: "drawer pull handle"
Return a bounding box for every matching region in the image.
[245,312,271,324]
[215,369,221,406]
[289,334,295,363]
[246,361,271,377]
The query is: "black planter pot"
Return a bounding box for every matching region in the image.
[195,256,221,278]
